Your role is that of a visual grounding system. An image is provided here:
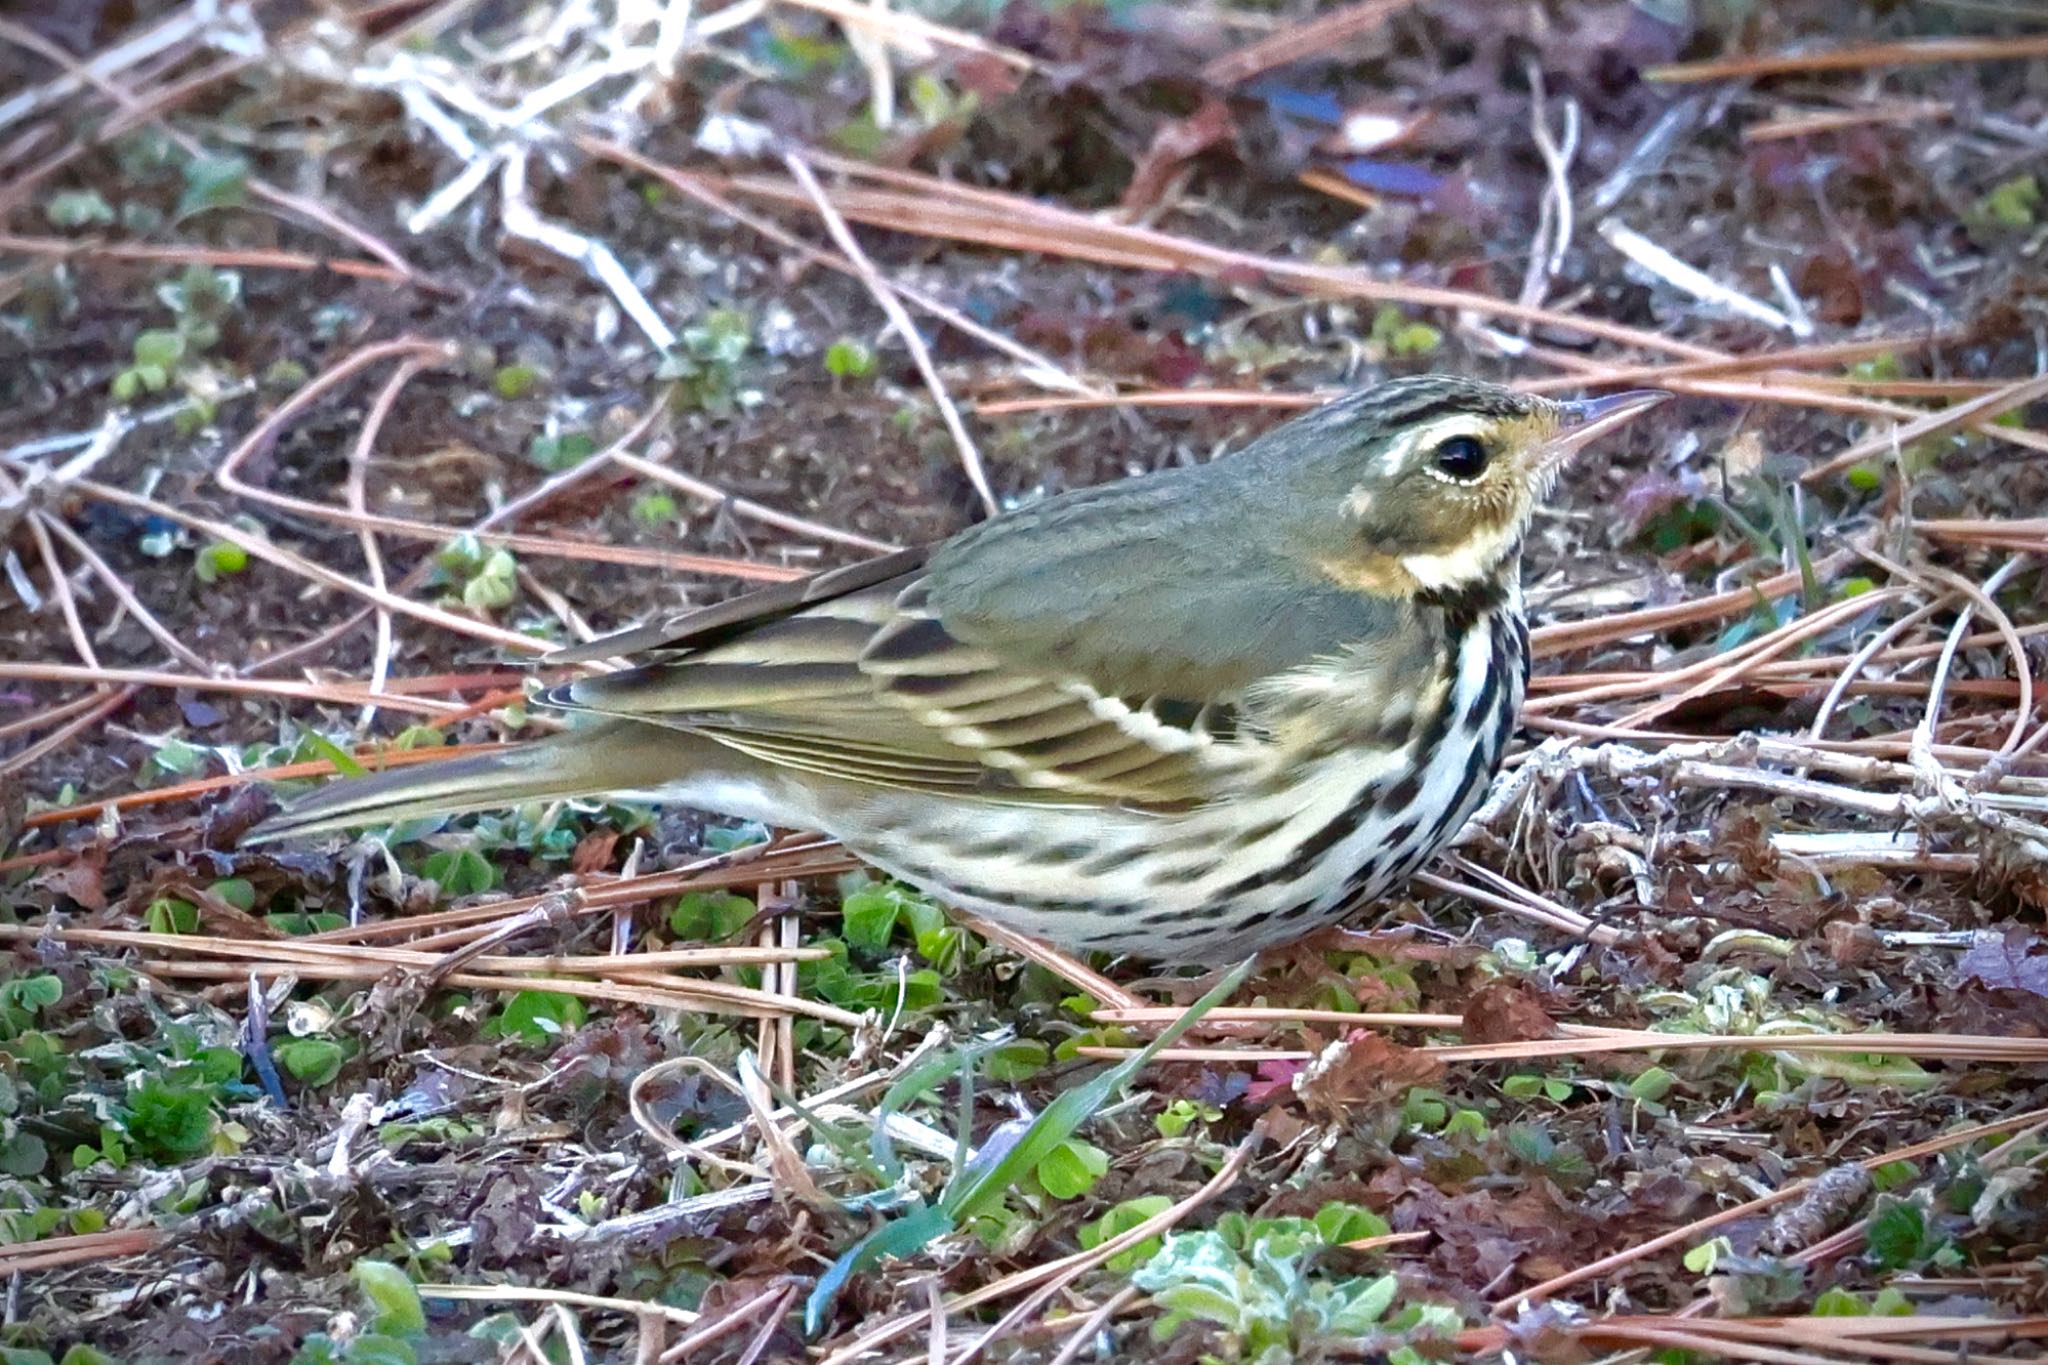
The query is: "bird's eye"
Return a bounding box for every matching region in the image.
[1431,435,1490,481]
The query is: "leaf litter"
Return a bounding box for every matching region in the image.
[2,0,2048,1361]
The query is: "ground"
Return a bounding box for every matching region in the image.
[2,1,2047,1362]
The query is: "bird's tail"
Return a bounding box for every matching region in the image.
[245,720,690,843]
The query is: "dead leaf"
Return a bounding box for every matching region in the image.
[1462,981,1558,1045]
[35,845,107,911]
[1297,1029,1444,1114]
[1121,97,1236,215]
[1958,928,2048,1000]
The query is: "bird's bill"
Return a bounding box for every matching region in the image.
[1540,389,1670,469]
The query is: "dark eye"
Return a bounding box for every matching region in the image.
[1432,435,1490,481]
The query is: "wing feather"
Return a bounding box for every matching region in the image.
[536,464,1404,805]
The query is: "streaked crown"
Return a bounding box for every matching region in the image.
[1238,376,1663,599]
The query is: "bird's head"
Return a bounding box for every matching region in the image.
[1255,375,1666,599]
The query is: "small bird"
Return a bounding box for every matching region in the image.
[252,376,1663,961]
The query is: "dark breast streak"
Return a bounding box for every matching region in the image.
[1219,601,1526,935]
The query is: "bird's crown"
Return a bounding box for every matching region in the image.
[1246,375,1663,598]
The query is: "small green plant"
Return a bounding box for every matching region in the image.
[432,535,519,613]
[119,1076,219,1164]
[1866,1194,1954,1271]
[1032,1138,1107,1199]
[659,309,754,412]
[1975,173,2039,230]
[526,429,597,471]
[489,989,588,1047]
[804,961,1256,1334]
[982,1039,1050,1083]
[1155,1097,1223,1139]
[1131,1203,1455,1363]
[421,848,498,897]
[0,975,61,1041]
[1369,305,1443,359]
[145,896,199,935]
[193,540,249,584]
[111,264,241,402]
[290,1257,428,1364]
[823,337,877,380]
[1081,1195,1173,1272]
[273,1037,347,1087]
[669,890,755,942]
[840,879,966,970]
[493,363,542,399]
[176,152,248,219]
[45,189,115,229]
[629,490,679,528]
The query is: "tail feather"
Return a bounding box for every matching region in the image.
[246,721,691,843]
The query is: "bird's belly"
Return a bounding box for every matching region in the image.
[845,609,1527,961]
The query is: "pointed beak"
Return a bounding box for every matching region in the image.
[1542,389,1670,468]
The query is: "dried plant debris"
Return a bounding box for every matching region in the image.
[3,0,2048,1361]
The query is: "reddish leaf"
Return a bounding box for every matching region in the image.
[1462,981,1557,1045]
[1297,1029,1444,1113]
[36,845,107,911]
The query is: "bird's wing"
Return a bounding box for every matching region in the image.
[542,474,1405,805]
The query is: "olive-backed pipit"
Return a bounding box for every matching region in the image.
[252,376,1664,960]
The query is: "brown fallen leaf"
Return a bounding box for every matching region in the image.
[1297,1029,1445,1114]
[1462,980,1558,1045]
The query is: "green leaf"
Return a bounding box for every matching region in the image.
[941,957,1255,1225]
[122,1079,216,1162]
[669,890,755,942]
[1502,1074,1544,1099]
[1441,1108,1489,1141]
[268,912,349,935]
[1812,1287,1865,1316]
[194,541,249,584]
[275,1038,345,1087]
[841,884,901,951]
[805,1201,951,1336]
[3,975,62,1012]
[1035,1138,1109,1199]
[527,431,597,471]
[133,328,186,369]
[46,190,115,228]
[422,848,498,897]
[1628,1066,1676,1103]
[1977,173,2040,229]
[494,989,587,1046]
[1312,1202,1390,1246]
[983,1039,1049,1083]
[1683,1236,1731,1274]
[1155,1098,1212,1139]
[460,548,519,610]
[0,1132,47,1177]
[177,152,249,217]
[1867,1196,1929,1270]
[209,877,257,912]
[145,897,199,935]
[1080,1194,1173,1273]
[493,363,541,399]
[353,1258,426,1335]
[630,491,679,527]
[824,338,876,379]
